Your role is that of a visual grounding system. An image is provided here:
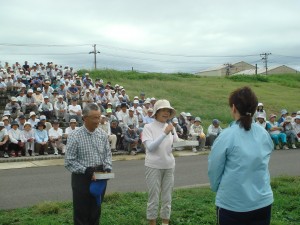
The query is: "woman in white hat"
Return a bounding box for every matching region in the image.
[142,99,178,225]
[22,122,35,156]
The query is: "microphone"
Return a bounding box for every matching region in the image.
[167,119,174,135]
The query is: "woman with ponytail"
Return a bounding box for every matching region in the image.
[208,86,274,225]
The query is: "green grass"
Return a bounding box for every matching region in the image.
[0,176,299,225]
[78,70,300,129]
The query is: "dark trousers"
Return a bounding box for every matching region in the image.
[217,205,272,225]
[71,173,106,225]
[8,143,25,155]
[35,143,48,154]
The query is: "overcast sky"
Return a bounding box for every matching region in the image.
[0,0,299,73]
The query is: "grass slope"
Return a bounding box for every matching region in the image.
[80,70,300,128]
[0,176,299,225]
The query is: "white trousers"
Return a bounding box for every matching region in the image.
[109,134,117,150]
[145,166,175,220]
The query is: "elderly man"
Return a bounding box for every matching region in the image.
[38,96,53,119]
[22,89,38,114]
[49,120,65,155]
[5,97,21,120]
[68,98,82,125]
[65,103,112,225]
[54,95,68,121]
[98,115,117,152]
[0,77,7,95]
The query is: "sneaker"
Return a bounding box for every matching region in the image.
[275,145,280,150]
[3,152,9,158]
[292,144,297,149]
[130,151,137,155]
[54,152,58,155]
[192,148,197,153]
[283,145,289,150]
[18,152,22,157]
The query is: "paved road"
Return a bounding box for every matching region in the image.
[0,150,299,210]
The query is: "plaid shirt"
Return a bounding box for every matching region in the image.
[65,125,112,174]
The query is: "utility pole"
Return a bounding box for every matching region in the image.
[89,44,100,70]
[260,53,271,75]
[255,64,257,75]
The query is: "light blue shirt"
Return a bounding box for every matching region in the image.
[35,129,48,143]
[208,122,274,212]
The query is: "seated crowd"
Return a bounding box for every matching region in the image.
[0,61,299,158]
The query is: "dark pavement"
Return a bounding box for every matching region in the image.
[0,150,299,210]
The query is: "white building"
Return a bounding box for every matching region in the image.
[233,65,298,75]
[195,61,255,77]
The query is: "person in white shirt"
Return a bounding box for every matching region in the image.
[0,77,7,93]
[292,115,300,142]
[68,98,82,125]
[142,99,178,225]
[206,119,222,147]
[27,111,40,128]
[98,115,117,152]
[189,117,206,152]
[54,95,68,121]
[8,121,25,157]
[0,122,9,158]
[123,107,139,131]
[64,118,79,139]
[22,122,35,156]
[48,120,65,155]
[38,96,53,120]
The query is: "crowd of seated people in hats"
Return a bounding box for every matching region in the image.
[0,61,300,158]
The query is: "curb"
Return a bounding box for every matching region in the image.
[0,151,134,163]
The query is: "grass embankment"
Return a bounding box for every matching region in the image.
[80,70,299,128]
[0,176,299,225]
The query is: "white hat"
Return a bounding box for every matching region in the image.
[134,96,139,99]
[70,119,77,123]
[148,108,153,112]
[11,97,17,101]
[24,122,32,127]
[172,117,178,123]
[2,116,9,121]
[295,115,300,120]
[186,112,192,117]
[150,97,156,101]
[297,111,300,115]
[4,111,11,116]
[151,99,176,118]
[258,102,263,107]
[285,116,293,123]
[36,87,42,92]
[27,89,33,93]
[29,111,36,117]
[40,115,46,120]
[133,100,139,104]
[257,113,266,120]
[0,122,4,127]
[58,95,63,98]
[195,117,201,122]
[129,107,135,111]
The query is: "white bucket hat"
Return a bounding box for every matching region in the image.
[151,99,176,118]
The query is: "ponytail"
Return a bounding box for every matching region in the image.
[229,87,258,131]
